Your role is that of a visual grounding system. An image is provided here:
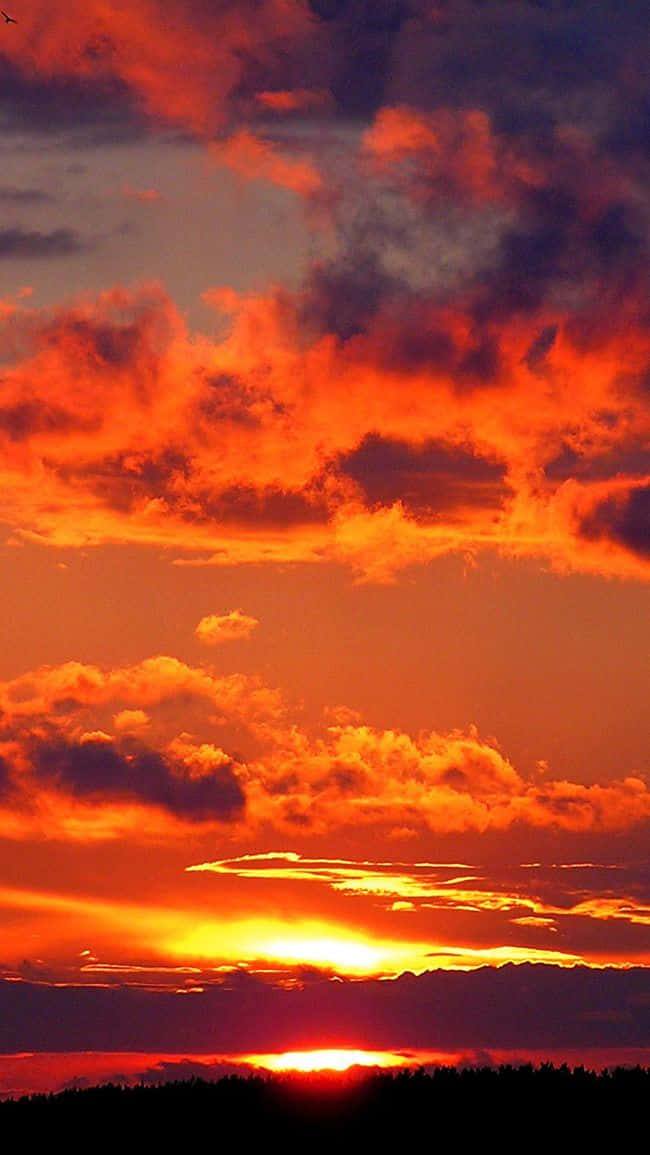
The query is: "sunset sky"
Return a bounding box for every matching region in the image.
[0,0,648,1096]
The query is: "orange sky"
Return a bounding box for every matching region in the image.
[0,0,648,1094]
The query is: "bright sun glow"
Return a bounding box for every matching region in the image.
[246,1049,410,1072]
[259,936,383,971]
[165,914,584,977]
[168,917,417,975]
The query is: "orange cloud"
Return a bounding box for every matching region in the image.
[362,105,512,203]
[361,104,632,219]
[236,722,650,836]
[0,2,332,201]
[113,709,151,732]
[255,89,332,114]
[122,185,163,203]
[209,132,323,198]
[0,654,284,724]
[195,610,260,646]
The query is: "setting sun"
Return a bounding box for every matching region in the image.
[258,935,384,973]
[246,1050,410,1073]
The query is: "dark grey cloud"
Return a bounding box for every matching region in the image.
[338,433,508,515]
[544,443,650,484]
[0,228,85,259]
[578,485,650,560]
[1,964,649,1053]
[0,755,9,797]
[196,374,265,429]
[524,324,558,370]
[0,1,647,150]
[198,483,331,528]
[292,241,506,387]
[39,312,164,369]
[299,252,402,341]
[0,186,53,204]
[390,1,649,138]
[473,183,648,322]
[373,302,503,387]
[54,450,190,515]
[297,1,649,333]
[59,453,331,526]
[0,59,146,143]
[308,0,412,117]
[0,401,95,441]
[31,738,245,822]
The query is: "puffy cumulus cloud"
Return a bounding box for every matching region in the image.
[0,655,649,841]
[195,610,260,646]
[0,654,283,839]
[0,655,284,724]
[113,709,150,732]
[239,722,650,836]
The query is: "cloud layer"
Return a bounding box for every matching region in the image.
[0,655,648,841]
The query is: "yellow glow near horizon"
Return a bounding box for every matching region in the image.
[246,1049,410,1073]
[0,887,593,978]
[170,917,417,975]
[259,935,383,972]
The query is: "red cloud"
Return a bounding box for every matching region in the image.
[0,273,647,580]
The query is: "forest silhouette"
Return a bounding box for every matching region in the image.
[2,1065,647,1147]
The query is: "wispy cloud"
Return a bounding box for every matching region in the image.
[188,853,650,937]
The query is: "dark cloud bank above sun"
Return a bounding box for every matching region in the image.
[2,965,649,1054]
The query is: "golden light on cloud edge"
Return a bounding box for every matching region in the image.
[0,881,601,982]
[186,854,650,957]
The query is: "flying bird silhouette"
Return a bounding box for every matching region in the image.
[1,10,17,22]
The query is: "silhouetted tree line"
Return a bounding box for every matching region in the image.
[2,1065,648,1149]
